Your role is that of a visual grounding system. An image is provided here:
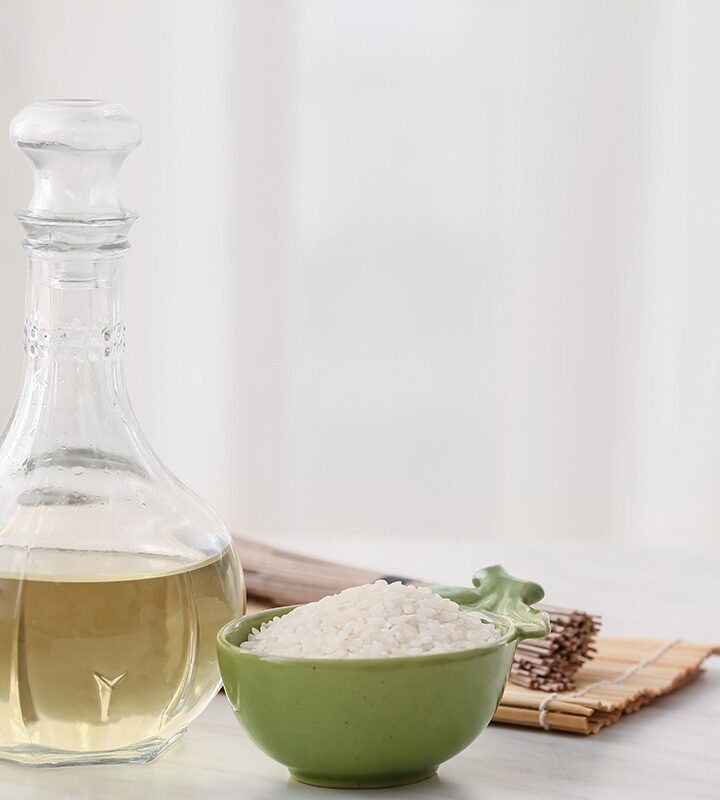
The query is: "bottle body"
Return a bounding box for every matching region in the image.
[0,256,244,766]
[0,101,244,765]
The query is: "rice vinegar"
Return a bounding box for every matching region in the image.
[0,545,243,762]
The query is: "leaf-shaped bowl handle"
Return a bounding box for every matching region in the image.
[432,565,550,641]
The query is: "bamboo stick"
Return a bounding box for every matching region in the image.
[500,687,595,716]
[493,705,595,734]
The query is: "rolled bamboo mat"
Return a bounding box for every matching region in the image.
[511,605,600,691]
[235,536,391,606]
[495,637,719,733]
[235,535,599,690]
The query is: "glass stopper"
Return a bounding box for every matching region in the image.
[10,99,141,221]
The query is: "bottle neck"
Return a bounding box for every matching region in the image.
[14,253,134,463]
[24,255,126,371]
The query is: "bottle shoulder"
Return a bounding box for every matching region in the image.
[0,446,232,566]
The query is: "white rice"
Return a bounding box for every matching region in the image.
[239,580,501,658]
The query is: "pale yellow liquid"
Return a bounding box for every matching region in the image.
[0,545,243,758]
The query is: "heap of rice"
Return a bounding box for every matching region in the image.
[239,580,501,658]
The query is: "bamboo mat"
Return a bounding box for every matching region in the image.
[495,636,719,734]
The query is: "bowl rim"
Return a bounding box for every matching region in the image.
[216,603,519,667]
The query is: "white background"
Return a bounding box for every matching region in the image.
[1,1,719,550]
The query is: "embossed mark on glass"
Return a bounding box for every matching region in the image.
[0,101,245,766]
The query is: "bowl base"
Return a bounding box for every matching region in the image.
[289,767,438,789]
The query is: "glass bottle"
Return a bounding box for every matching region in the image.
[0,101,244,766]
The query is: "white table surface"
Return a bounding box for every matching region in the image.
[2,533,719,800]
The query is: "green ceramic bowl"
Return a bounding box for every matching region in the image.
[217,565,549,789]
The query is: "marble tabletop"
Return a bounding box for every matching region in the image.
[2,533,719,800]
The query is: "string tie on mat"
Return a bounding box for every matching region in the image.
[537,638,681,730]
